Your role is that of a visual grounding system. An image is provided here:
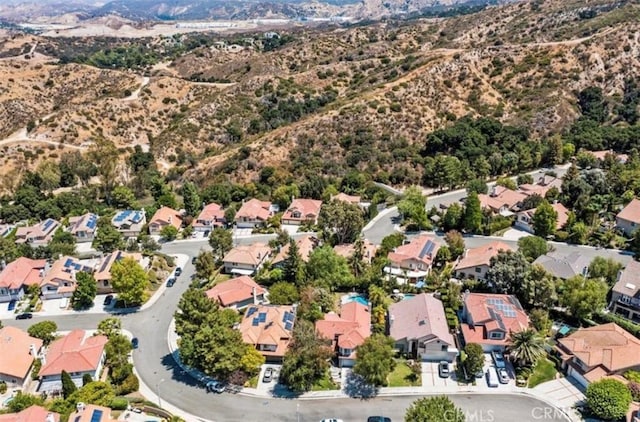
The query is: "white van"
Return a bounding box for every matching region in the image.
[59,297,69,309]
[486,367,499,387]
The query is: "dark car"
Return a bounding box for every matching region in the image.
[175,267,182,277]
[438,361,450,378]
[15,312,33,320]
[167,278,176,287]
[492,351,506,369]
[191,256,197,265]
[131,337,139,349]
[367,417,391,422]
[103,295,114,306]
[7,300,16,311]
[206,380,226,393]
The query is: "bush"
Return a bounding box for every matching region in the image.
[116,373,139,395]
[586,379,632,421]
[31,359,42,380]
[629,382,640,401]
[0,381,6,394]
[110,397,129,410]
[596,312,640,338]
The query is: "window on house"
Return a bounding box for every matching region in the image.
[490,332,503,339]
[441,345,447,351]
[475,267,482,273]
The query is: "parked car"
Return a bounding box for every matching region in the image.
[167,278,176,287]
[438,361,450,378]
[7,300,16,311]
[103,295,114,306]
[263,367,274,383]
[486,367,499,387]
[206,380,225,393]
[492,351,506,368]
[175,267,182,276]
[367,417,391,422]
[320,419,344,422]
[497,368,509,384]
[131,337,139,349]
[191,256,197,265]
[15,313,32,320]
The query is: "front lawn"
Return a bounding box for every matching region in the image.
[311,371,339,391]
[527,358,558,388]
[387,361,421,387]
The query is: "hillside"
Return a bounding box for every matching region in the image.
[0,0,638,190]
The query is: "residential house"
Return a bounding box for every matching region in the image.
[588,149,628,164]
[239,305,295,362]
[271,235,317,267]
[222,243,271,276]
[111,210,146,238]
[68,213,98,243]
[281,199,323,226]
[234,199,275,228]
[148,206,182,236]
[206,275,267,310]
[0,257,46,303]
[331,192,361,205]
[0,224,13,238]
[93,251,143,294]
[0,326,43,389]
[383,235,440,285]
[533,252,591,280]
[460,292,530,352]
[388,293,458,362]
[454,241,513,281]
[334,240,378,265]
[610,260,640,323]
[68,404,116,422]
[517,175,563,198]
[478,186,527,215]
[316,301,371,367]
[515,202,569,234]
[40,257,93,300]
[38,330,107,393]
[556,323,640,387]
[15,219,60,246]
[616,198,640,237]
[193,203,225,232]
[0,405,60,422]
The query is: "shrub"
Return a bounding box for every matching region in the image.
[586,379,632,421]
[629,382,640,401]
[31,359,42,380]
[0,381,6,394]
[116,373,139,395]
[110,397,129,410]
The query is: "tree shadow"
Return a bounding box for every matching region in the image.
[159,352,203,388]
[344,371,379,399]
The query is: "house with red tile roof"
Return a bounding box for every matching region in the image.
[148,206,182,236]
[239,305,295,362]
[40,257,93,300]
[206,275,268,309]
[331,192,361,205]
[588,149,628,163]
[194,203,226,232]
[388,293,457,362]
[478,186,527,215]
[316,301,371,367]
[281,199,323,226]
[15,218,60,246]
[222,243,271,276]
[38,330,107,393]
[517,175,563,198]
[515,202,569,234]
[461,292,530,352]
[454,241,513,281]
[0,257,46,303]
[234,199,275,228]
[68,213,98,243]
[0,405,60,422]
[272,235,318,267]
[609,260,640,324]
[0,326,43,389]
[68,404,116,422]
[616,198,640,237]
[384,235,440,285]
[333,240,378,265]
[556,323,640,388]
[93,251,144,294]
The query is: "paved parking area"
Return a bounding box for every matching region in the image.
[256,364,281,394]
[533,377,585,408]
[422,362,457,389]
[233,228,253,238]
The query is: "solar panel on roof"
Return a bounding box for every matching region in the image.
[284,322,293,331]
[258,312,267,323]
[132,212,143,223]
[43,219,54,231]
[286,312,295,322]
[90,410,103,422]
[419,241,435,258]
[252,318,260,326]
[247,307,257,317]
[64,258,73,267]
[86,215,97,229]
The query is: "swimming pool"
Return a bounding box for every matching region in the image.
[342,294,369,306]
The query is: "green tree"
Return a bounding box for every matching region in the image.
[559,275,608,320]
[578,86,608,123]
[486,251,531,295]
[404,396,465,422]
[272,184,300,210]
[68,381,115,408]
[181,181,201,217]
[195,251,217,280]
[61,370,77,399]
[71,271,97,310]
[110,257,149,306]
[520,265,557,309]
[6,392,44,413]
[397,186,428,229]
[283,239,306,286]
[588,257,623,287]
[463,343,484,378]
[209,227,233,259]
[27,320,57,345]
[318,200,364,245]
[496,177,517,190]
[532,200,558,238]
[444,230,465,260]
[88,139,119,204]
[586,379,632,421]
[240,346,265,375]
[378,233,405,257]
[529,308,552,336]
[49,229,77,257]
[353,334,396,386]
[306,246,355,290]
[462,191,482,233]
[517,236,549,262]
[111,185,138,209]
[93,220,125,253]
[268,282,300,305]
[160,225,178,241]
[508,329,546,367]
[96,317,122,338]
[442,203,463,231]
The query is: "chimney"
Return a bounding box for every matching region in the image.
[252,287,258,305]
[46,413,56,422]
[490,186,497,197]
[29,344,38,358]
[76,402,85,412]
[390,314,395,326]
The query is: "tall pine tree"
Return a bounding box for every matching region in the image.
[283,239,305,286]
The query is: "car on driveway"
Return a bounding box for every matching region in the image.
[7,300,16,311]
[367,417,391,422]
[206,380,226,393]
[263,367,274,383]
[15,312,33,320]
[438,361,450,378]
[175,267,182,276]
[103,295,114,306]
[131,337,139,349]
[492,351,506,368]
[166,278,176,287]
[497,368,509,384]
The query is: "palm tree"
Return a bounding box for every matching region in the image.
[508,329,546,367]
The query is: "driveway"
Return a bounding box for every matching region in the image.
[532,377,585,409]
[422,362,457,390]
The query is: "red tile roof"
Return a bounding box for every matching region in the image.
[316,302,371,355]
[223,243,271,266]
[206,275,266,307]
[239,305,295,358]
[387,235,440,267]
[617,198,640,225]
[194,203,225,227]
[68,405,116,422]
[149,206,182,230]
[235,199,272,222]
[39,330,107,377]
[0,326,43,380]
[0,257,46,289]
[333,240,378,264]
[388,293,454,346]
[331,193,361,205]
[454,241,513,271]
[282,199,323,222]
[478,187,527,212]
[0,405,60,422]
[461,293,529,347]
[272,235,317,265]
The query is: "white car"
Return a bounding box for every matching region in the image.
[320,419,344,422]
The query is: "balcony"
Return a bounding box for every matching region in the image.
[617,295,640,311]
